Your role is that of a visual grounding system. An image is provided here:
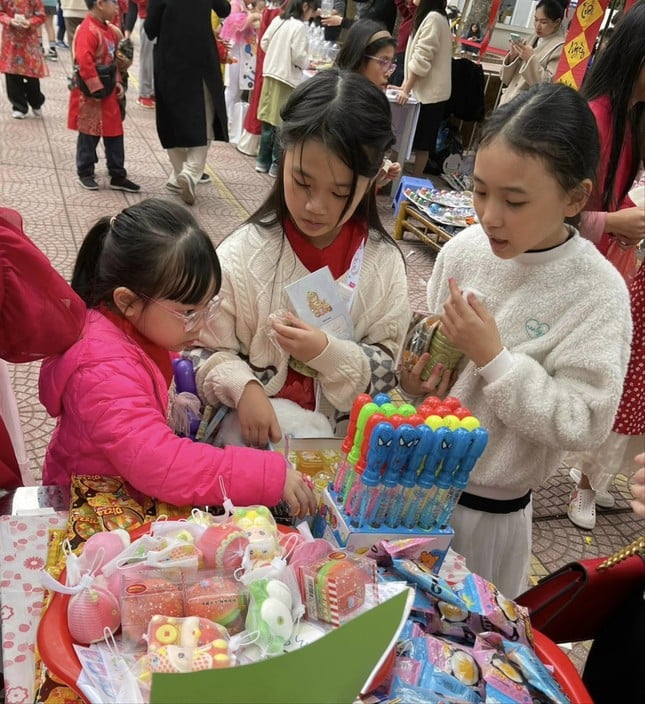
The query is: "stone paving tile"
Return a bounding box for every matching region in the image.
[1,25,643,685]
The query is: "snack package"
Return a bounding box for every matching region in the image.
[245,577,296,658]
[195,522,249,572]
[120,568,184,649]
[230,505,281,569]
[472,634,535,704]
[134,615,232,697]
[183,571,248,635]
[457,574,533,646]
[300,550,378,626]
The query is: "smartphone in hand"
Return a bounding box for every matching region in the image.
[510,32,523,43]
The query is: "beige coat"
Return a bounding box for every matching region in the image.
[500,30,565,105]
[404,11,452,105]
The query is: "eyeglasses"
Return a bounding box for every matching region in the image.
[144,296,221,332]
[365,55,397,76]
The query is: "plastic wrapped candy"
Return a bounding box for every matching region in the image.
[183,572,248,635]
[245,577,295,658]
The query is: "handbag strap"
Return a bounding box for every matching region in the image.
[598,535,645,570]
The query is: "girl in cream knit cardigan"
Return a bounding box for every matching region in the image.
[194,69,411,447]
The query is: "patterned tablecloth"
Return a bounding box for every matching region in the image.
[1,512,68,704]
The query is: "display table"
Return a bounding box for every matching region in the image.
[393,199,455,252]
[0,487,591,704]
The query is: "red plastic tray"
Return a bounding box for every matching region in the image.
[37,521,297,701]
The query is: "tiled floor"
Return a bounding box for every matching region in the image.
[1,30,643,677]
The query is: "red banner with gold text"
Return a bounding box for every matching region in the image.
[554,0,609,89]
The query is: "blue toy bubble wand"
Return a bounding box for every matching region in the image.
[344,413,388,516]
[384,423,433,529]
[349,422,396,528]
[434,427,489,529]
[399,426,451,529]
[368,423,420,528]
[417,427,474,530]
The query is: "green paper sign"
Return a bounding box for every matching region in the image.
[150,589,412,704]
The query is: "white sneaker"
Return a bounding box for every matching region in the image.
[567,487,596,530]
[177,172,195,206]
[32,108,42,117]
[568,468,616,508]
[11,110,26,119]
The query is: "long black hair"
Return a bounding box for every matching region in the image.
[479,83,600,224]
[249,68,396,242]
[335,20,396,74]
[72,198,221,310]
[412,0,447,36]
[582,0,645,210]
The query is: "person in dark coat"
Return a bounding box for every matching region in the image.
[145,0,231,206]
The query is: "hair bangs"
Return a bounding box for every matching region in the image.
[155,231,221,304]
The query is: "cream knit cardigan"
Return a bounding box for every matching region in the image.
[195,220,411,429]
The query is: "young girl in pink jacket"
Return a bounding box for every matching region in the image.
[39,198,316,516]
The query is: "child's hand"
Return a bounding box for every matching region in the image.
[237,382,282,447]
[282,466,318,518]
[377,159,402,187]
[440,278,502,368]
[115,83,125,99]
[400,353,454,397]
[271,313,327,364]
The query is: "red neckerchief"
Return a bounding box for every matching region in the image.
[283,216,367,277]
[276,217,367,410]
[99,306,174,388]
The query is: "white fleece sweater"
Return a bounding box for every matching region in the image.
[426,225,632,500]
[195,220,411,430]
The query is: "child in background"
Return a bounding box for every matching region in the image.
[42,0,59,59]
[0,0,48,119]
[236,0,282,157]
[69,0,139,192]
[39,198,316,516]
[220,0,261,143]
[401,83,632,598]
[256,0,315,177]
[566,2,645,528]
[334,20,401,188]
[194,69,410,447]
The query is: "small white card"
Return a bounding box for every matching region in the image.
[284,266,354,340]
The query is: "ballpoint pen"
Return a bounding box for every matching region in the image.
[434,427,489,529]
[368,423,420,528]
[399,426,451,529]
[417,427,474,530]
[385,423,433,529]
[332,393,372,495]
[349,421,395,528]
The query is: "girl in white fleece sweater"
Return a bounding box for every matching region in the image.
[401,83,632,598]
[195,69,410,448]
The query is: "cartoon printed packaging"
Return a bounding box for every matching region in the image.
[457,574,533,647]
[231,505,281,569]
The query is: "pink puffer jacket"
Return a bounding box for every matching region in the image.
[39,310,286,508]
